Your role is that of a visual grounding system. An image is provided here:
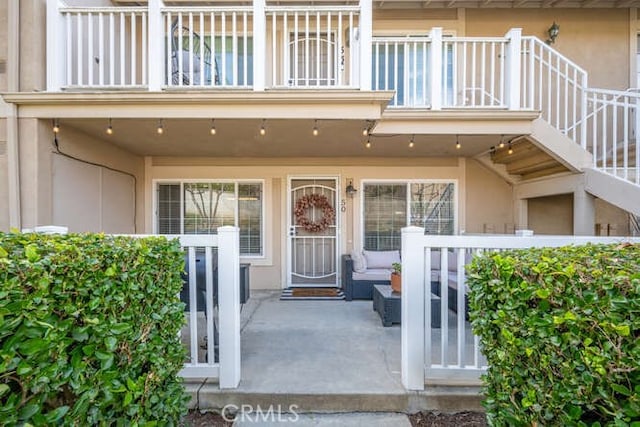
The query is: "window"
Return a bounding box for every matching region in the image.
[363,181,455,251]
[157,181,264,256]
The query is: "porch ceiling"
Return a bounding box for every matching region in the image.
[60,117,521,157]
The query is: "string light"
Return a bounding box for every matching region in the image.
[508,142,513,155]
[259,119,266,136]
[498,134,505,149]
[455,135,461,150]
[157,119,164,135]
[409,135,415,148]
[365,136,371,149]
[53,119,60,134]
[106,118,113,135]
[312,120,319,137]
[210,119,216,135]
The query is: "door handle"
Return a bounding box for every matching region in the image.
[289,226,297,236]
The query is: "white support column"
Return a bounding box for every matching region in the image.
[573,189,595,236]
[217,226,241,389]
[358,0,372,90]
[148,0,164,91]
[46,0,66,91]
[401,226,426,391]
[504,28,522,110]
[253,0,266,91]
[429,27,443,110]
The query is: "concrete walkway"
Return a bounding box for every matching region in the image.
[192,291,483,414]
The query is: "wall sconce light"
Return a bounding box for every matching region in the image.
[546,22,559,45]
[346,180,358,197]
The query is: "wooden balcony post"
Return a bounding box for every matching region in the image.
[429,27,443,110]
[253,0,266,91]
[359,0,372,90]
[401,226,426,391]
[505,28,522,110]
[46,0,66,91]
[148,0,164,91]
[218,226,241,389]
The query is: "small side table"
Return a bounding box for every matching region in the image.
[372,284,442,328]
[373,285,401,327]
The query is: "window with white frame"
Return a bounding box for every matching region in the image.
[156,181,263,256]
[363,181,455,251]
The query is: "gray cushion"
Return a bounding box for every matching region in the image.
[351,251,367,273]
[352,269,392,282]
[363,250,400,269]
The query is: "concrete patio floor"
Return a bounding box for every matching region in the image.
[188,291,483,414]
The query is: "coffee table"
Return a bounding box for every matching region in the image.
[372,284,441,328]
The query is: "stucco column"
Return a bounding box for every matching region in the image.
[573,189,595,236]
[18,119,53,229]
[514,198,528,231]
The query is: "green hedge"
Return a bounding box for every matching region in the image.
[467,243,640,426]
[0,232,188,426]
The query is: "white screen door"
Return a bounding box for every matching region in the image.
[287,177,339,287]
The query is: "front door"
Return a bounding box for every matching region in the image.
[287,177,339,287]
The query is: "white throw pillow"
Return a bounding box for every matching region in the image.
[363,250,400,269]
[350,251,367,273]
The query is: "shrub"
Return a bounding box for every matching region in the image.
[467,243,640,426]
[0,232,188,425]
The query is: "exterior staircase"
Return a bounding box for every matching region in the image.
[483,39,640,217]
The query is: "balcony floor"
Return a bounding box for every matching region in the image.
[187,290,483,413]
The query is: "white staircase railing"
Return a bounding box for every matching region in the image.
[520,36,588,146]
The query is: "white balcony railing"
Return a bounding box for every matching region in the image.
[266,6,360,88]
[53,6,148,88]
[163,7,254,88]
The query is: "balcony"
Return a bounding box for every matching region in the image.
[47,0,531,111]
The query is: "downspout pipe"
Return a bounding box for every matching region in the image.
[6,0,21,229]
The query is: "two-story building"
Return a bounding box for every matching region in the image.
[1,0,639,291]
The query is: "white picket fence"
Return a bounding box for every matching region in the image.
[400,226,640,390]
[133,227,241,388]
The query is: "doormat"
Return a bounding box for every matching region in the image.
[280,287,345,301]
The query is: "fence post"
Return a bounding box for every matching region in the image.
[401,226,426,391]
[505,28,522,110]
[253,0,266,91]
[358,0,372,90]
[429,27,442,110]
[217,226,241,389]
[148,0,164,91]
[46,0,66,91]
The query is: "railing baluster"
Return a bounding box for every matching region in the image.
[98,13,104,86]
[142,12,146,86]
[221,12,226,86]
[131,12,136,86]
[271,12,276,87]
[304,12,309,86]
[214,12,221,86]
[199,12,204,86]
[316,12,320,86]
[119,12,125,85]
[188,13,194,86]
[283,12,288,87]
[294,12,298,86]
[232,12,238,86]
[623,98,629,180]
[480,41,486,106]
[337,12,343,86]
[77,13,83,86]
[166,12,171,86]
[243,12,248,87]
[88,13,94,86]
[109,12,115,86]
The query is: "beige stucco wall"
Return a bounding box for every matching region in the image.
[0,119,8,232]
[464,158,514,234]
[595,198,631,236]
[528,193,573,235]
[18,119,145,232]
[465,9,632,89]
